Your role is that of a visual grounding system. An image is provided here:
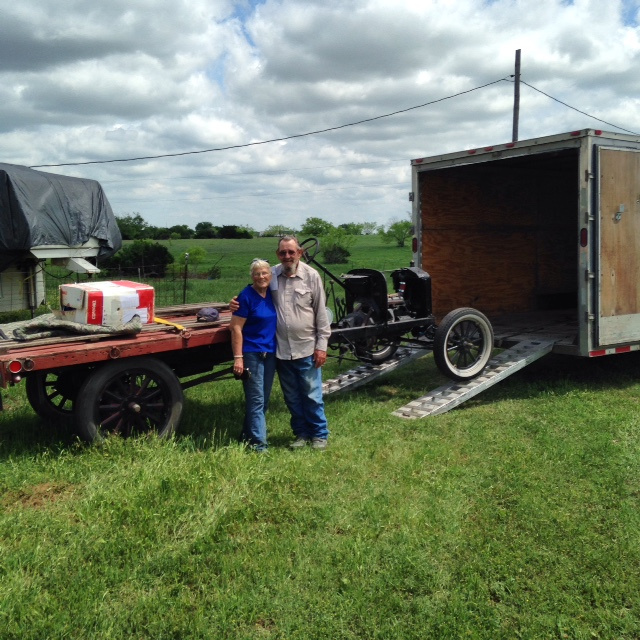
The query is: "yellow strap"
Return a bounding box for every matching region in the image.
[153,317,186,331]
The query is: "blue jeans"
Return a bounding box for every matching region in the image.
[277,356,329,440]
[241,352,276,450]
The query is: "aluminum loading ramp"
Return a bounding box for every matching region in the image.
[392,339,555,419]
[323,347,427,396]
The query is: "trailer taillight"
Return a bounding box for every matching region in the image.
[8,360,23,374]
[580,228,588,247]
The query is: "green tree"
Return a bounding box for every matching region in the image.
[169,224,194,239]
[116,213,149,240]
[361,221,380,235]
[219,225,252,239]
[380,216,413,248]
[195,222,219,239]
[100,240,174,277]
[300,217,335,237]
[183,246,207,268]
[338,222,364,235]
[261,225,297,237]
[321,228,355,264]
[238,225,257,238]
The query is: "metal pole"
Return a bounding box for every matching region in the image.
[183,252,189,304]
[512,49,521,142]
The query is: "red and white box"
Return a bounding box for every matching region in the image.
[59,280,155,326]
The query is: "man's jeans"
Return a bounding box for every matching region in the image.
[241,352,276,450]
[277,356,329,440]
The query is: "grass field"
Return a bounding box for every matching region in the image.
[1,236,640,639]
[31,235,414,313]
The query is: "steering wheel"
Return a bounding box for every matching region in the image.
[300,237,320,263]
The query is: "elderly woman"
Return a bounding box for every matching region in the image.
[229,259,277,452]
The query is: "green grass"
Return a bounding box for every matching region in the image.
[2,239,640,638]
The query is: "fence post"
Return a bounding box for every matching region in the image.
[183,253,189,304]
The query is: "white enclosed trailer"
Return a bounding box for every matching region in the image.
[410,128,640,359]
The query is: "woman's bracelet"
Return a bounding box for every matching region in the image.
[234,355,243,359]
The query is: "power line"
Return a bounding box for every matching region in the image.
[30,77,510,168]
[520,80,639,135]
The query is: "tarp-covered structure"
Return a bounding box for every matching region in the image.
[0,162,122,271]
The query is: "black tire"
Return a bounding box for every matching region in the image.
[433,308,493,381]
[74,357,183,443]
[25,369,84,421]
[353,314,400,363]
[300,237,320,262]
[355,340,400,363]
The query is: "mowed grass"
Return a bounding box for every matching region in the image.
[2,238,640,638]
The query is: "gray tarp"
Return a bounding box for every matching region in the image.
[0,162,122,268]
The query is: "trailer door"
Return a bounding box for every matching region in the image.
[597,147,640,346]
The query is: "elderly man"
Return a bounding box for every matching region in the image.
[231,235,331,449]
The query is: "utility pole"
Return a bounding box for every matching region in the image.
[512,49,521,142]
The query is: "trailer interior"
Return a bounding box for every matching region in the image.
[417,147,580,352]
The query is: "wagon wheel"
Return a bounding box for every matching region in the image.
[74,357,183,443]
[433,307,493,381]
[300,237,320,262]
[25,369,85,421]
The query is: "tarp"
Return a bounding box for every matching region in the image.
[0,162,122,265]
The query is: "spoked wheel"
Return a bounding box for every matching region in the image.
[342,299,400,363]
[300,237,320,262]
[74,357,183,443]
[355,336,400,363]
[433,308,494,381]
[354,314,400,363]
[25,369,86,421]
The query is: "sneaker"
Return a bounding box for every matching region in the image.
[289,437,311,449]
[311,438,328,450]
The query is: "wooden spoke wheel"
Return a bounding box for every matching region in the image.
[25,369,85,421]
[74,357,183,443]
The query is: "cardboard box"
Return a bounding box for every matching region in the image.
[59,280,155,326]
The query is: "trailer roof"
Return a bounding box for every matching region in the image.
[411,128,640,167]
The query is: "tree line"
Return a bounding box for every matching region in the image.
[109,213,413,273]
[116,213,412,248]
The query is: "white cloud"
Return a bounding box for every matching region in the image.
[0,0,638,232]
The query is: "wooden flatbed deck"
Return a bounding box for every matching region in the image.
[0,302,233,385]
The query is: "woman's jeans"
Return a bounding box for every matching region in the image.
[241,352,276,450]
[277,356,329,440]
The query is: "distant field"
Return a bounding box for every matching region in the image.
[22,235,412,314]
[159,234,413,304]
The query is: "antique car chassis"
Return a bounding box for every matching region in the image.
[301,238,494,382]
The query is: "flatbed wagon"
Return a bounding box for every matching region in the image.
[0,302,234,442]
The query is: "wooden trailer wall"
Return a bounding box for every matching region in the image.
[418,149,580,320]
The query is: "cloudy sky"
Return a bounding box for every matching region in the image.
[1,0,639,232]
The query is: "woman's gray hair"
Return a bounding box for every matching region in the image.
[250,258,270,275]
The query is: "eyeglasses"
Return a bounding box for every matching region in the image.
[278,250,298,256]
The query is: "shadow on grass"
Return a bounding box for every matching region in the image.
[4,350,640,458]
